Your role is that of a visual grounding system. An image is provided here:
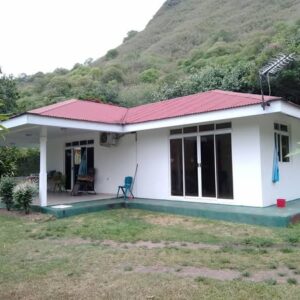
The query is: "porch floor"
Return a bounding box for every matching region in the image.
[33,192,115,206]
[33,197,300,227]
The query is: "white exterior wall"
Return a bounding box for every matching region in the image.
[231,117,263,206]
[260,114,300,206]
[135,128,170,199]
[135,123,264,207]
[46,113,300,207]
[47,132,136,195]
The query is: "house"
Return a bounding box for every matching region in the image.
[1,89,300,208]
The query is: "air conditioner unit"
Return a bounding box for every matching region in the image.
[100,132,119,147]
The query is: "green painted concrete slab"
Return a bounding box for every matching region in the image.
[31,198,300,227]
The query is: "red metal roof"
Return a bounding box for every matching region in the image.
[29,90,281,125]
[30,99,128,124]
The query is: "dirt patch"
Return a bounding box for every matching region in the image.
[51,237,93,246]
[0,208,53,222]
[143,215,196,227]
[101,240,220,251]
[133,265,240,281]
[126,265,300,284]
[247,267,300,284]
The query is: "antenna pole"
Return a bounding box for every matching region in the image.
[259,74,267,110]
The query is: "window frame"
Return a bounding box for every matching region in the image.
[274,123,290,163]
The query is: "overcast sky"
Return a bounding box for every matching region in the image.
[0,0,165,76]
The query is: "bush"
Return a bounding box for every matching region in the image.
[105,49,119,60]
[13,181,38,214]
[0,177,16,210]
[140,68,160,83]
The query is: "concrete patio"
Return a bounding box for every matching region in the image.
[33,192,115,206]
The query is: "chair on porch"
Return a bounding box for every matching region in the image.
[71,168,96,196]
[117,176,134,200]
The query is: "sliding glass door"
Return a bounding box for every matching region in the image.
[201,135,216,197]
[170,132,233,199]
[184,137,198,196]
[216,134,233,199]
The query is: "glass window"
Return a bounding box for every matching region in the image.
[199,124,214,132]
[216,122,231,130]
[282,135,290,162]
[170,129,182,135]
[183,126,197,134]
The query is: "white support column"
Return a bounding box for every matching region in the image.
[39,127,47,207]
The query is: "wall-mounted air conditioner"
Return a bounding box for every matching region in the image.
[99,132,119,147]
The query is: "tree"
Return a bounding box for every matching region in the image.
[0,75,19,114]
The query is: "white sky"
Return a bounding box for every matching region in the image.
[0,0,165,76]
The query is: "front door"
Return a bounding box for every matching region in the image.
[64,145,94,191]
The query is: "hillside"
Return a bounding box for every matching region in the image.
[16,0,300,112]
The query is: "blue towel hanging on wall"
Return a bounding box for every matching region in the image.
[272,143,279,183]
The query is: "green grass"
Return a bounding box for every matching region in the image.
[1,208,300,299]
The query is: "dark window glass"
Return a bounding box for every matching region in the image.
[80,140,87,145]
[87,140,94,145]
[216,122,231,130]
[183,126,197,134]
[282,135,290,162]
[65,142,71,147]
[72,141,79,146]
[184,137,199,196]
[201,135,216,197]
[277,133,281,161]
[170,139,183,196]
[274,123,279,130]
[170,129,182,135]
[65,149,72,190]
[216,134,233,199]
[199,124,214,132]
[280,124,288,132]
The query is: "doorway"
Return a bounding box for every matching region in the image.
[170,131,233,199]
[65,144,94,191]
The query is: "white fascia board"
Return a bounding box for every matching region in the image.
[26,114,124,133]
[1,114,124,133]
[124,101,284,132]
[280,101,300,119]
[0,114,29,129]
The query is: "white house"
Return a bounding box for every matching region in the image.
[1,89,300,208]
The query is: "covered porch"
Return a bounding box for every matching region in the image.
[1,113,126,207]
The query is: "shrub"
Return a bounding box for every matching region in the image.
[13,181,38,214]
[0,177,16,210]
[105,49,119,60]
[139,68,160,83]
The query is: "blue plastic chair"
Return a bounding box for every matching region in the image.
[117,176,134,200]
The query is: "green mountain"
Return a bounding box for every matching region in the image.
[16,0,300,112]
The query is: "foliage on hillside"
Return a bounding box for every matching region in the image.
[11,0,300,111]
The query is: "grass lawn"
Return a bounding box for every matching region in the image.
[0,208,300,299]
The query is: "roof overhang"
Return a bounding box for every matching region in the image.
[1,100,300,146]
[124,100,298,132]
[2,113,124,133]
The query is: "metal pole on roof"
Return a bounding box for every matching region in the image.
[259,53,295,110]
